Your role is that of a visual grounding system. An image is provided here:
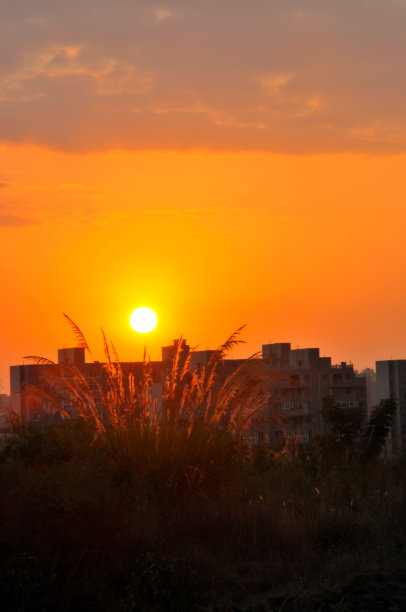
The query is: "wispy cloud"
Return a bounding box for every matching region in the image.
[57,183,92,192]
[154,8,173,21]
[0,197,39,227]
[1,1,406,154]
[0,213,37,228]
[0,45,154,102]
[260,72,295,94]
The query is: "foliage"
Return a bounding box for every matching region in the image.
[0,416,405,610]
[24,320,269,432]
[21,320,270,492]
[121,553,203,611]
[0,417,94,467]
[322,394,364,446]
[360,398,396,461]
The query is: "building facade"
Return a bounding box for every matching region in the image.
[260,343,367,446]
[376,360,406,454]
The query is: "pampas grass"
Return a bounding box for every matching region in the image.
[21,318,270,491]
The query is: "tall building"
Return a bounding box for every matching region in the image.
[376,360,406,454]
[357,368,377,418]
[260,343,367,446]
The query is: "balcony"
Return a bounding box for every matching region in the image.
[281,430,310,443]
[335,400,359,408]
[281,401,309,416]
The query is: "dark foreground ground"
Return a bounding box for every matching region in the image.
[1,420,405,611]
[230,566,406,611]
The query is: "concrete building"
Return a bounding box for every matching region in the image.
[358,368,377,418]
[376,360,406,454]
[260,343,367,446]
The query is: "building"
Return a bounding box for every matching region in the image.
[357,368,377,418]
[376,360,406,454]
[260,343,367,446]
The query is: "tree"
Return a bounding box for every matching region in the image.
[321,395,363,447]
[360,398,396,461]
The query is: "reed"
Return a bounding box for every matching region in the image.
[21,318,270,490]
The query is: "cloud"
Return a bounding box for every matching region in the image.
[154,8,173,21]
[260,72,295,94]
[57,183,91,191]
[0,182,11,189]
[0,213,37,227]
[0,201,38,227]
[1,1,406,154]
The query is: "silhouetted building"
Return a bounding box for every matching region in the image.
[357,368,377,418]
[58,347,86,366]
[260,343,367,446]
[376,360,406,454]
[161,339,190,362]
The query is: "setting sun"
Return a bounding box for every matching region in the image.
[129,307,158,333]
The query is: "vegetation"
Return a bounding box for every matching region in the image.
[361,398,397,461]
[1,322,405,610]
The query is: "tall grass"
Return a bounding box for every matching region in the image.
[22,318,270,491]
[1,413,405,610]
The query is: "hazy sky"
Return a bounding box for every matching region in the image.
[1,1,406,391]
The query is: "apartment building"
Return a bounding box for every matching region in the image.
[260,343,367,446]
[376,360,406,454]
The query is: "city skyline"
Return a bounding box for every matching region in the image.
[2,325,393,393]
[2,299,404,393]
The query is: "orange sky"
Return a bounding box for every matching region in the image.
[1,1,406,391]
[1,142,406,391]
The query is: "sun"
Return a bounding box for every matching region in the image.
[130,307,158,333]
